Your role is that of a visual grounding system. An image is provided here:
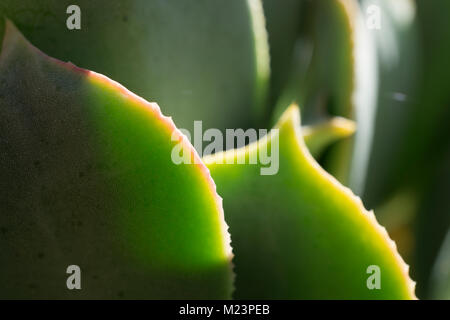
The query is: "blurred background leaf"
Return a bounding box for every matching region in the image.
[0,0,270,134]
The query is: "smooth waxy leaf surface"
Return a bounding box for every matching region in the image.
[356,0,420,207]
[303,116,355,158]
[415,148,450,297]
[0,0,270,132]
[0,21,232,299]
[430,229,450,300]
[400,2,450,297]
[354,1,450,297]
[301,0,357,120]
[277,0,360,186]
[261,0,303,109]
[204,105,415,299]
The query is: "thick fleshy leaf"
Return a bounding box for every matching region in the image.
[342,0,419,268]
[401,2,450,297]
[303,116,355,158]
[353,0,450,298]
[429,229,450,299]
[354,0,450,205]
[301,0,357,121]
[355,0,420,207]
[274,0,361,186]
[271,0,359,122]
[0,0,270,132]
[204,105,415,299]
[261,0,303,109]
[414,149,450,297]
[0,21,232,299]
[407,0,450,176]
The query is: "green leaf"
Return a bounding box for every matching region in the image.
[261,0,303,109]
[204,105,415,299]
[0,0,270,132]
[355,0,450,206]
[0,20,232,299]
[354,0,420,207]
[353,0,450,297]
[303,116,355,158]
[414,149,450,298]
[402,3,450,296]
[274,0,361,186]
[429,229,450,300]
[301,0,357,120]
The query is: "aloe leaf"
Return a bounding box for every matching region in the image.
[407,3,450,296]
[270,36,313,126]
[278,0,362,187]
[351,0,450,297]
[0,20,232,299]
[354,0,420,207]
[407,0,450,172]
[204,105,415,299]
[300,0,357,121]
[429,229,450,300]
[355,0,450,206]
[271,0,359,124]
[414,149,450,298]
[303,117,355,158]
[261,0,303,109]
[0,0,270,132]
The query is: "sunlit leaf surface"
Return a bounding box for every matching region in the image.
[0,21,232,299]
[205,105,415,299]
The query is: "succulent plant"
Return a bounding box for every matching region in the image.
[0,0,448,299]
